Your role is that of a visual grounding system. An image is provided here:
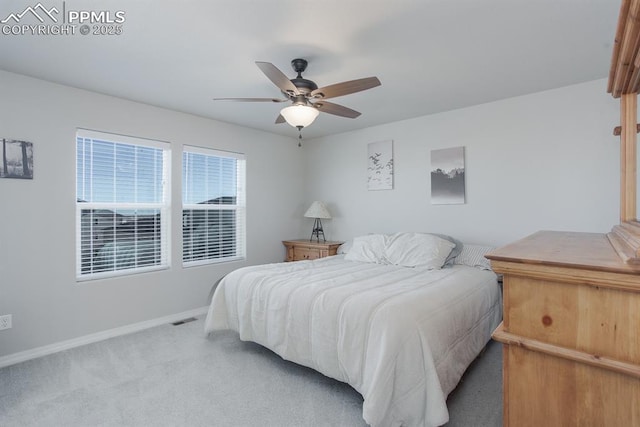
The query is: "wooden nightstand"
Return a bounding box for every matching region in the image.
[282,239,343,262]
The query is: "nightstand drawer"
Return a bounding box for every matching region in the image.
[293,246,320,261]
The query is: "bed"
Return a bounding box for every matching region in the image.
[204,232,502,427]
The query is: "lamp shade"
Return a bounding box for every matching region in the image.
[280,105,319,128]
[304,201,331,219]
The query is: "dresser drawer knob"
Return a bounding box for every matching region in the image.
[542,315,553,327]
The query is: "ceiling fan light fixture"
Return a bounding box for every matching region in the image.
[280,104,319,128]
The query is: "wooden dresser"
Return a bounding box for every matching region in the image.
[282,239,342,262]
[487,231,640,426]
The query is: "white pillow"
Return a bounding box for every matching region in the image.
[336,239,352,254]
[344,234,387,263]
[453,244,494,270]
[384,232,455,269]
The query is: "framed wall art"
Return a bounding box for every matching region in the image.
[368,140,393,191]
[431,146,465,204]
[1,138,33,179]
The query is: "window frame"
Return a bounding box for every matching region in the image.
[75,129,171,281]
[182,145,246,267]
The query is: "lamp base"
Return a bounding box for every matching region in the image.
[310,218,326,243]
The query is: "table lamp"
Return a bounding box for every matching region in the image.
[304,201,331,243]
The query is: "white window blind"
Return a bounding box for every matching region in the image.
[76,129,170,280]
[182,146,246,265]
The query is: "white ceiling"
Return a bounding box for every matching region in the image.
[0,0,620,140]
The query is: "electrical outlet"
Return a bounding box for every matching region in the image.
[0,315,12,330]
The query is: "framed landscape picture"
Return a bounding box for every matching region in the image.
[1,139,33,179]
[431,146,465,204]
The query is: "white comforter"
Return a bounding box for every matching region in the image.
[204,255,502,427]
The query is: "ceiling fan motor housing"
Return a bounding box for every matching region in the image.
[289,78,318,94]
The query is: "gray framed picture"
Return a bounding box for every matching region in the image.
[368,140,393,190]
[1,139,33,179]
[431,146,465,204]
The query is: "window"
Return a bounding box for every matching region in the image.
[76,129,170,280]
[182,146,246,265]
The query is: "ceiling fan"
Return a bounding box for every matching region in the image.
[214,58,381,131]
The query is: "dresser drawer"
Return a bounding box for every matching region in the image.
[502,344,640,427]
[505,275,640,364]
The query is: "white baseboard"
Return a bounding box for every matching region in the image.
[0,306,209,369]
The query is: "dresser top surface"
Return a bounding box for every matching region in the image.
[486,230,640,275]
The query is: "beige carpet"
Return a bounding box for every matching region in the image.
[0,316,501,426]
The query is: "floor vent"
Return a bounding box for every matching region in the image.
[171,317,198,326]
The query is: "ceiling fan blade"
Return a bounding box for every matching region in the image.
[255,61,300,96]
[275,114,286,124]
[310,77,381,100]
[314,101,361,119]
[213,97,288,103]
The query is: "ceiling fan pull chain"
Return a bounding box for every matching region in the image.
[298,128,303,147]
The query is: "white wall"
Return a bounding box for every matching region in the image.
[302,79,620,246]
[0,71,305,358]
[0,73,624,361]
